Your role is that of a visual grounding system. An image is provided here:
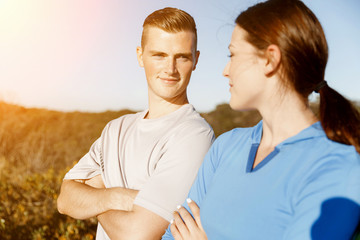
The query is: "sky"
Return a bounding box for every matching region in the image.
[1,0,359,113]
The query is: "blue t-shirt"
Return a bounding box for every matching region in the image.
[162,121,360,240]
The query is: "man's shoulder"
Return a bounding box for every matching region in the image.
[177,104,213,131]
[176,116,213,138]
[169,116,214,145]
[101,111,144,135]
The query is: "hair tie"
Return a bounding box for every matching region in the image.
[314,80,327,93]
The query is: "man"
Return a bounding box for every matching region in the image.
[57,7,214,240]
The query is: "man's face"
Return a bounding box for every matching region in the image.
[137,27,199,102]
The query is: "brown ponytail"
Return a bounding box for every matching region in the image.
[318,86,360,153]
[235,0,360,153]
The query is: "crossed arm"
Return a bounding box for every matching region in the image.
[57,175,169,239]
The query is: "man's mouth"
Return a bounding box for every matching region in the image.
[160,77,179,84]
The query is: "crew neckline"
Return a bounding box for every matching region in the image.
[140,104,193,122]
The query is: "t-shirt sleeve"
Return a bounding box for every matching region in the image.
[63,125,108,180]
[162,133,224,239]
[283,159,360,240]
[134,123,214,222]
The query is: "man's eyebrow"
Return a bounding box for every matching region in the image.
[148,50,193,58]
[148,50,167,55]
[174,52,193,58]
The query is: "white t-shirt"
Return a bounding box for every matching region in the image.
[64,104,214,239]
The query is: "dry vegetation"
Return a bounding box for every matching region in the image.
[0,102,134,239]
[0,101,358,239]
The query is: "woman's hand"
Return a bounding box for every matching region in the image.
[170,198,208,240]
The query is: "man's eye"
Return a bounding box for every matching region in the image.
[153,54,164,58]
[178,55,190,61]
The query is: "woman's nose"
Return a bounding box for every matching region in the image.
[223,61,230,78]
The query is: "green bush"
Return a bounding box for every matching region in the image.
[0,166,97,239]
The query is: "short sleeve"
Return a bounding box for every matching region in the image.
[134,124,214,222]
[63,125,108,180]
[162,133,224,239]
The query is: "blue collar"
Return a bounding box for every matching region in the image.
[247,121,326,173]
[250,120,326,147]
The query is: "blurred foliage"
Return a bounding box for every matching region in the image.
[202,103,261,137]
[0,102,134,173]
[0,165,97,239]
[0,102,134,239]
[0,100,359,239]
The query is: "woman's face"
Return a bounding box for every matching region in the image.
[223,26,267,111]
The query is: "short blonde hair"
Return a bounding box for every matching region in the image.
[141,7,197,50]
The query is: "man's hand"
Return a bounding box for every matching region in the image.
[83,175,105,188]
[58,176,168,239]
[85,175,136,211]
[170,198,208,240]
[57,175,138,219]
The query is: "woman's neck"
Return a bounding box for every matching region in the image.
[259,93,317,148]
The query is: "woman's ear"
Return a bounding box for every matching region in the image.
[264,44,281,76]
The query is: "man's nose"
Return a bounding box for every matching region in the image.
[164,58,177,75]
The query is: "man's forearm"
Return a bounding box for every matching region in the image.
[97,205,169,240]
[57,180,138,219]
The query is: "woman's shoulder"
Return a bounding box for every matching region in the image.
[289,122,359,167]
[296,137,360,191]
[314,136,359,165]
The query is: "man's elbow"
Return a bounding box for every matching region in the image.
[57,194,87,220]
[57,190,68,215]
[57,181,75,217]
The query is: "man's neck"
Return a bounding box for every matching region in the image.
[145,95,189,119]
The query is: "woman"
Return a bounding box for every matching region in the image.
[162,0,360,239]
